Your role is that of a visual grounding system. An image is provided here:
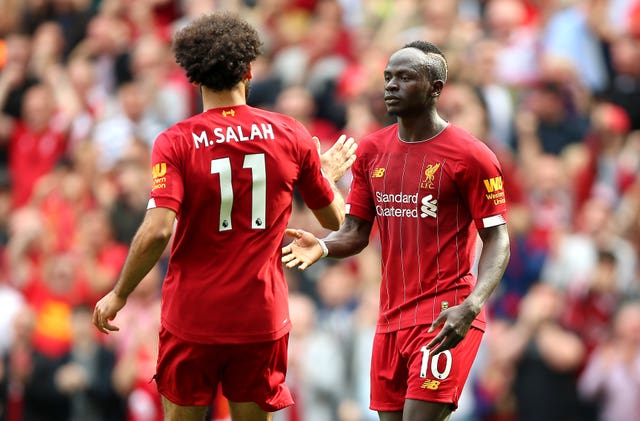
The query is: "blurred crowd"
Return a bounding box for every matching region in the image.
[0,0,639,421]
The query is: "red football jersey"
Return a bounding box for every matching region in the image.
[347,123,507,333]
[150,105,334,343]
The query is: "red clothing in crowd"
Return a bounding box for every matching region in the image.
[9,121,67,208]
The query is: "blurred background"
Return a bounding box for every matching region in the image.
[0,0,639,420]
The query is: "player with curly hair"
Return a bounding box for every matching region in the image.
[93,12,356,421]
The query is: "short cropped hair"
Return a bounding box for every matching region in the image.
[173,12,263,91]
[403,40,448,84]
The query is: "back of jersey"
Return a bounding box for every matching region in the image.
[149,104,334,344]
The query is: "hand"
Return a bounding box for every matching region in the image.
[93,291,126,334]
[426,302,477,355]
[55,363,88,393]
[317,134,357,182]
[281,228,324,270]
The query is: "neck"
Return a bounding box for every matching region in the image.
[201,81,247,110]
[397,109,448,142]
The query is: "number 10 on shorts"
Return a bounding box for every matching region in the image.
[420,347,452,379]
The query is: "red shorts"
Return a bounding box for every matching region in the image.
[370,325,483,412]
[155,326,294,412]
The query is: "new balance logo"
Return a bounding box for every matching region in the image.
[372,168,385,178]
[420,379,441,390]
[420,195,438,218]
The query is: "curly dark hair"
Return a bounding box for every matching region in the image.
[173,12,263,91]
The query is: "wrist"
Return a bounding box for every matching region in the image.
[316,238,329,258]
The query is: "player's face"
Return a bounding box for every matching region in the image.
[383,49,433,117]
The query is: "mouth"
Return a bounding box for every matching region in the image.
[384,96,400,104]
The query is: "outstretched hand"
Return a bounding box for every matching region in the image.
[426,302,478,355]
[281,228,324,270]
[316,134,357,182]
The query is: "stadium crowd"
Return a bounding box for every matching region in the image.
[0,0,639,420]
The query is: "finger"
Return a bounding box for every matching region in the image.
[429,338,451,355]
[281,253,295,263]
[281,245,291,254]
[347,139,358,154]
[426,331,445,350]
[428,316,445,333]
[92,309,100,327]
[285,258,300,268]
[284,228,302,239]
[342,137,355,152]
[103,320,119,332]
[331,134,346,152]
[298,261,311,270]
[94,317,109,334]
[313,136,321,154]
[343,154,357,169]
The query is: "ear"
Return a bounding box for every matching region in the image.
[245,63,253,80]
[432,80,444,97]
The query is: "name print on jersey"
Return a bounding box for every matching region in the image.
[192,123,275,149]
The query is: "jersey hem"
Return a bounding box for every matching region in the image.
[161,319,292,344]
[376,318,486,333]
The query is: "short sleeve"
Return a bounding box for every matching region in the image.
[149,131,184,213]
[294,124,335,210]
[457,143,508,229]
[346,150,376,222]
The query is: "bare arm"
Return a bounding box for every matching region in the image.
[311,135,357,231]
[427,223,510,354]
[93,207,175,333]
[282,215,373,270]
[312,178,346,231]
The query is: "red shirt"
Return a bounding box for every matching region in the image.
[150,105,334,343]
[346,123,507,333]
[9,121,67,208]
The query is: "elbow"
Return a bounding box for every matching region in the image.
[140,222,174,246]
[154,227,174,243]
[320,211,345,231]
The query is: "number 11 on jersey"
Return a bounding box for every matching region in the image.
[210,153,267,231]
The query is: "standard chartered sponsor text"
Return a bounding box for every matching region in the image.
[375,192,420,217]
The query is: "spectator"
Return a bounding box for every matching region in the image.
[56,305,125,421]
[578,299,640,421]
[492,283,586,421]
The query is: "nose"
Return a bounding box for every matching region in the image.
[385,79,398,91]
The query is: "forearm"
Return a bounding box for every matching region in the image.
[465,225,510,314]
[322,215,372,258]
[113,225,171,299]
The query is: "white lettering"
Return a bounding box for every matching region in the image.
[375,192,418,204]
[192,131,209,149]
[193,124,275,149]
[261,123,274,139]
[214,127,225,143]
[226,126,240,142]
[251,124,264,140]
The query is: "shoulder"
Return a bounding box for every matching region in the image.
[358,124,397,152]
[249,107,309,132]
[445,124,498,161]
